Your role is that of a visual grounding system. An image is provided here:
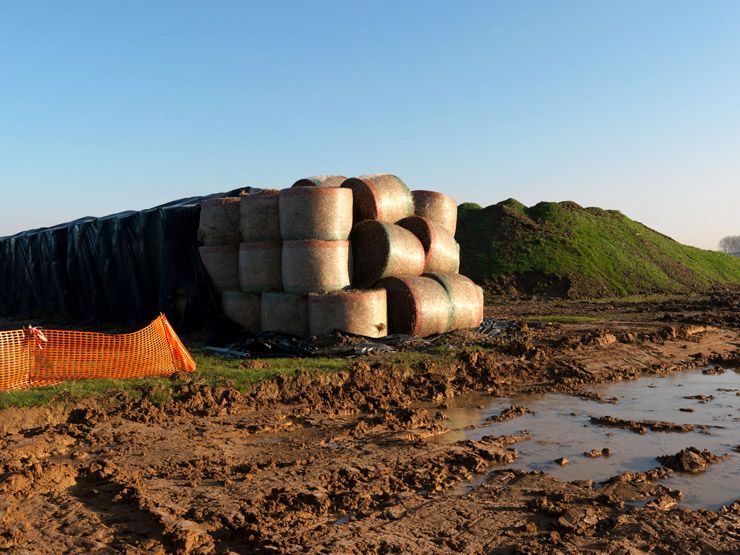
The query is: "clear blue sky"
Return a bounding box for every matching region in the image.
[1,1,738,249]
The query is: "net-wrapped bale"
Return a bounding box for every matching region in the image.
[412,190,458,235]
[282,240,351,294]
[308,289,387,338]
[261,292,309,336]
[198,197,241,245]
[425,272,483,330]
[239,241,283,293]
[199,245,239,292]
[341,174,414,223]
[292,175,347,188]
[350,221,425,288]
[222,291,261,332]
[397,216,460,273]
[240,190,280,242]
[377,276,452,337]
[279,188,353,240]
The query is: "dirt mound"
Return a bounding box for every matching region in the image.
[657,447,729,473]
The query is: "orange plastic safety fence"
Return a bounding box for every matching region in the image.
[0,314,195,391]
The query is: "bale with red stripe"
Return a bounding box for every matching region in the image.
[292,175,347,188]
[239,241,282,293]
[425,272,483,330]
[198,197,241,245]
[397,216,460,273]
[261,292,309,336]
[240,190,280,242]
[341,174,414,224]
[199,245,239,292]
[350,221,425,288]
[412,190,458,235]
[279,187,353,240]
[222,291,261,333]
[376,276,452,337]
[308,289,387,338]
[282,240,351,294]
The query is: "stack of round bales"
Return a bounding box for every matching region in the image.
[204,175,482,339]
[341,180,482,337]
[198,197,240,293]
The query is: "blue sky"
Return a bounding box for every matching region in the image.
[1,1,738,249]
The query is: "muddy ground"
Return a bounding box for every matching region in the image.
[1,294,739,554]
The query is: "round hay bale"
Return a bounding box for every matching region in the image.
[350,221,425,288]
[198,197,241,245]
[282,240,350,294]
[412,190,458,235]
[279,187,353,240]
[341,174,414,223]
[261,292,309,336]
[199,245,239,292]
[240,190,280,242]
[308,289,387,338]
[397,216,460,273]
[425,272,483,330]
[239,241,283,293]
[222,291,261,332]
[292,175,347,188]
[376,276,452,337]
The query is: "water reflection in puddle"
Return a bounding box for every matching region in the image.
[433,368,740,510]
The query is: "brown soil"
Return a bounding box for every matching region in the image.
[1,294,739,553]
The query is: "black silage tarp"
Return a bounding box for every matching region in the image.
[0,188,253,328]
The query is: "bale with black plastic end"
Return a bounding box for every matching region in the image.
[282,240,351,294]
[376,275,453,337]
[292,175,347,188]
[341,174,414,224]
[308,289,387,338]
[350,221,425,288]
[397,215,460,273]
[261,292,309,336]
[222,291,261,332]
[279,187,353,240]
[425,272,483,330]
[239,241,282,293]
[199,245,239,292]
[412,190,457,235]
[240,190,280,242]
[198,197,241,245]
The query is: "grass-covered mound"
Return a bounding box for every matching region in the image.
[456,199,740,298]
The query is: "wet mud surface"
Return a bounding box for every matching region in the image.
[1,295,739,553]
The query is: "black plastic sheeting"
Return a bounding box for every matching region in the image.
[0,188,256,329]
[205,318,525,358]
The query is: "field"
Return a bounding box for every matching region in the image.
[0,292,738,553]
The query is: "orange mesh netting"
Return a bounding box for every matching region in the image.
[0,314,195,391]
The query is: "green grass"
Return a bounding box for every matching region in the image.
[457,199,740,298]
[523,315,605,324]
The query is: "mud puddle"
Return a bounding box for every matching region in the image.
[435,368,740,509]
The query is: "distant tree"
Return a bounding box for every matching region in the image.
[719,235,740,254]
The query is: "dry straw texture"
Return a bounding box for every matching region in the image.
[308,289,387,338]
[425,272,484,330]
[412,190,458,235]
[199,245,239,292]
[377,276,452,337]
[350,221,425,288]
[198,197,241,245]
[282,240,351,294]
[397,216,460,273]
[240,190,281,242]
[279,188,353,240]
[239,241,283,293]
[341,174,414,223]
[292,175,347,188]
[221,291,261,332]
[261,292,309,336]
